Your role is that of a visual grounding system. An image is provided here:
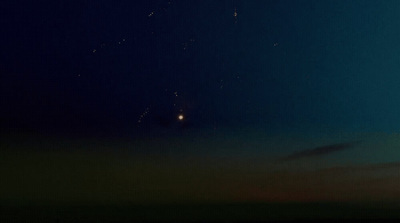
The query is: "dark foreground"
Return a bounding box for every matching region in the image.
[1,202,400,222]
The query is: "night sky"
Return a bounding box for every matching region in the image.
[1,0,400,221]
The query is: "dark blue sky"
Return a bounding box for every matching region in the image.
[3,1,400,216]
[2,0,400,137]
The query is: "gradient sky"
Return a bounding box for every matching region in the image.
[1,0,400,220]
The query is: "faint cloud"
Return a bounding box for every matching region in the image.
[280,141,360,161]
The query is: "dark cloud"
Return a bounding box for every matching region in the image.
[280,141,360,161]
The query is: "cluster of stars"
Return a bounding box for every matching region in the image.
[137,107,150,124]
[135,88,187,126]
[84,2,266,131]
[182,38,195,51]
[61,1,289,135]
[91,38,126,54]
[172,91,186,120]
[147,1,173,18]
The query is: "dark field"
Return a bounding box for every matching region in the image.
[1,202,400,222]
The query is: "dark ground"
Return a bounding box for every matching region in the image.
[1,202,400,222]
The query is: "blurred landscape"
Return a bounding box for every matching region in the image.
[1,129,400,221]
